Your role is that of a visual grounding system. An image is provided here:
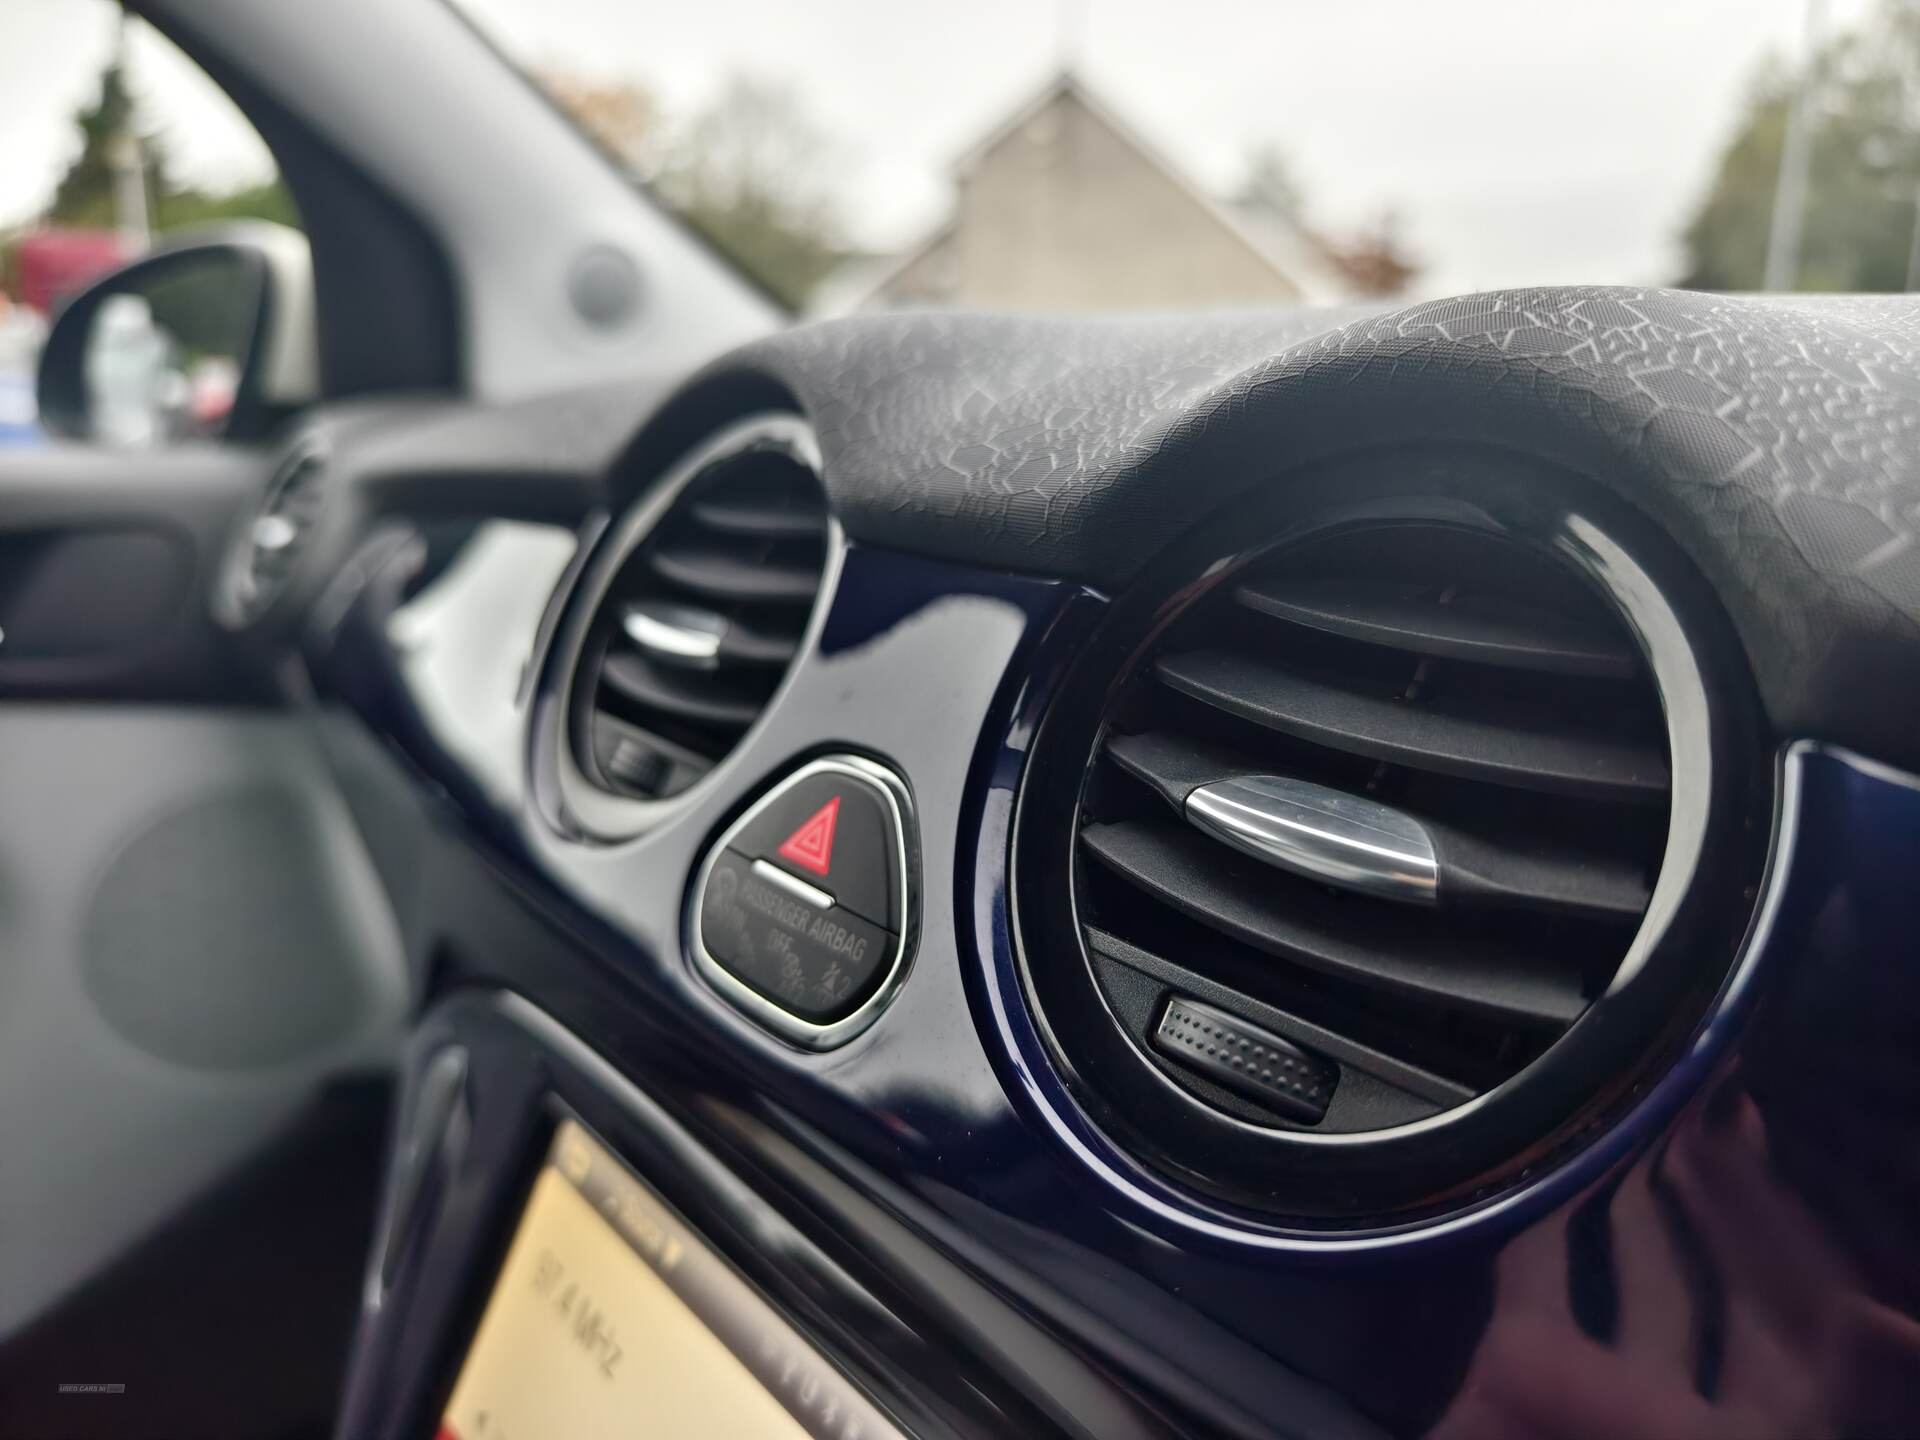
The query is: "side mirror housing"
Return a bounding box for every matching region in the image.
[35,222,317,445]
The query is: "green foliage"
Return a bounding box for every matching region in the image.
[47,57,148,228]
[539,70,845,309]
[50,41,831,312]
[153,180,300,234]
[674,196,840,311]
[652,77,844,309]
[41,48,299,239]
[1680,1,1920,290]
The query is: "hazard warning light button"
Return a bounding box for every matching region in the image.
[690,755,917,1047]
[732,767,901,931]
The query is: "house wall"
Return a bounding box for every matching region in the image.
[872,89,1303,311]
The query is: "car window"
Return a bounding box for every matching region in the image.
[450,0,1912,316]
[0,3,300,448]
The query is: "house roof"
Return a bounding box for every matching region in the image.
[840,69,1348,312]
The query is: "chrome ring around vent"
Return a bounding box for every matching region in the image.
[532,413,842,843]
[1007,451,1767,1230]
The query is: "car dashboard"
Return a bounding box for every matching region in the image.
[254,287,1920,1439]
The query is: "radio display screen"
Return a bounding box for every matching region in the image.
[438,1119,899,1440]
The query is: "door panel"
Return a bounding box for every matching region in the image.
[0,707,408,1338]
[0,445,272,702]
[0,424,414,1435]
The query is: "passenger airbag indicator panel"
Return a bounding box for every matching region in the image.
[690,756,916,1047]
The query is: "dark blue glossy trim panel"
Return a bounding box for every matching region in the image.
[330,538,1920,1438]
[1417,744,1920,1438]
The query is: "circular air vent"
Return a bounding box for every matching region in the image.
[220,435,328,626]
[540,414,831,838]
[1014,456,1763,1227]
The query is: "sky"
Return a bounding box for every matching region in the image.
[0,0,1878,296]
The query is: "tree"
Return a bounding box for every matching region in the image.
[1329,210,1421,298]
[1235,144,1308,225]
[47,52,154,229]
[657,78,844,308]
[41,40,298,239]
[542,70,845,309]
[1680,0,1920,290]
[153,179,299,233]
[537,72,664,174]
[1234,143,1419,297]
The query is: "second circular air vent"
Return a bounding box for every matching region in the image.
[543,413,831,837]
[219,434,328,626]
[1014,455,1763,1227]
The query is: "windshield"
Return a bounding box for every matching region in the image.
[452,0,1910,313]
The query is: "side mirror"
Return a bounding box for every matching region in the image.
[35,222,317,445]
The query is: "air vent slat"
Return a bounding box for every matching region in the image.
[1155,649,1668,800]
[716,626,800,667]
[1081,820,1589,1028]
[689,496,827,538]
[1235,577,1637,677]
[1437,827,1649,920]
[599,650,765,729]
[1105,730,1244,803]
[1105,731,1650,919]
[652,546,822,603]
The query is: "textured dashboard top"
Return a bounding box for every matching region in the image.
[700,287,1920,767]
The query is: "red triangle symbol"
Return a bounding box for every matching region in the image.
[777,795,840,877]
